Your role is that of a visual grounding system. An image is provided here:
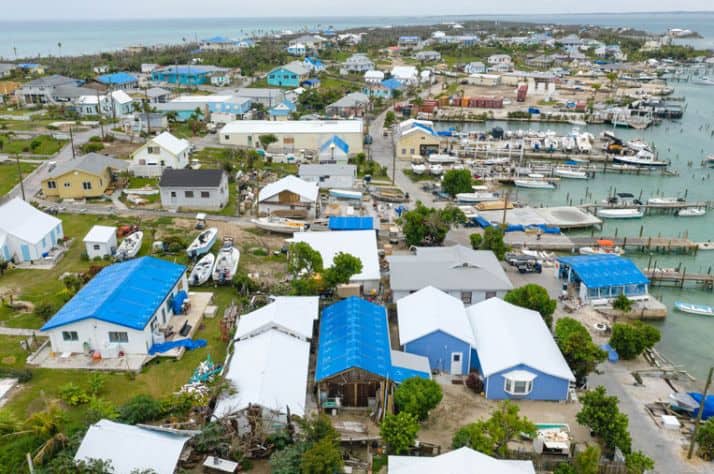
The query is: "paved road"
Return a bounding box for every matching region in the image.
[0,327,39,336]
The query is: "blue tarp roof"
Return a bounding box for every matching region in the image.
[320,135,349,154]
[328,216,374,231]
[381,78,403,90]
[97,72,138,85]
[155,65,221,75]
[557,254,649,289]
[315,297,429,383]
[41,257,186,332]
[203,36,233,43]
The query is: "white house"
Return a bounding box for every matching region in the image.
[83,225,117,259]
[342,53,375,73]
[299,164,356,189]
[464,61,486,74]
[389,447,535,474]
[391,66,419,86]
[75,419,192,474]
[488,54,513,65]
[159,169,229,211]
[0,197,64,263]
[290,230,381,293]
[234,296,318,341]
[258,175,319,219]
[364,70,385,84]
[40,257,188,357]
[129,131,191,177]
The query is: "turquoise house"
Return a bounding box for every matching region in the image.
[267,61,310,88]
[268,100,296,119]
[151,65,228,86]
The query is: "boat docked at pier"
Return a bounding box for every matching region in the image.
[251,217,308,234]
[212,238,240,283]
[692,77,714,86]
[455,192,500,203]
[554,168,588,180]
[677,207,706,217]
[613,150,668,168]
[514,179,555,189]
[674,302,714,316]
[189,253,215,286]
[596,208,644,219]
[115,231,143,260]
[186,227,218,258]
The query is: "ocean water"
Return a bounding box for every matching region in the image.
[0,12,713,59]
[435,78,714,381]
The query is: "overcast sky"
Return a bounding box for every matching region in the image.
[3,1,713,21]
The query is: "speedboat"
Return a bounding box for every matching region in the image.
[514,179,555,189]
[674,302,714,316]
[115,231,143,260]
[613,150,668,167]
[678,207,706,217]
[484,157,510,165]
[329,189,362,200]
[579,246,624,256]
[627,139,652,153]
[554,168,588,180]
[411,163,427,175]
[186,227,218,258]
[561,136,576,152]
[576,134,592,153]
[647,196,679,205]
[596,208,644,219]
[212,238,240,283]
[705,155,714,168]
[251,217,308,234]
[189,253,215,286]
[455,192,500,203]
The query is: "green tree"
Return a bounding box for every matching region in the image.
[452,401,536,457]
[555,318,607,383]
[394,377,443,421]
[2,401,69,465]
[300,437,343,474]
[625,450,655,473]
[479,226,509,260]
[118,395,163,424]
[384,110,396,128]
[696,418,714,460]
[441,169,473,197]
[323,252,363,288]
[288,242,324,279]
[469,233,483,250]
[612,294,633,312]
[401,202,466,246]
[609,322,660,360]
[270,443,306,474]
[576,386,632,454]
[35,302,56,321]
[258,133,278,150]
[573,445,601,474]
[301,413,339,445]
[504,284,557,328]
[380,412,419,454]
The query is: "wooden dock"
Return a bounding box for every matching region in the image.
[570,235,699,253]
[643,269,714,290]
[580,201,711,215]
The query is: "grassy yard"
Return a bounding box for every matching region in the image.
[0,161,37,196]
[126,175,159,189]
[0,134,65,155]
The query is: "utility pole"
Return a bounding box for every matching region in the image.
[95,89,105,139]
[15,154,26,201]
[144,87,151,136]
[69,126,76,158]
[501,190,510,227]
[689,367,713,459]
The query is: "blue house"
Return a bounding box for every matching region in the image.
[268,100,296,119]
[151,65,229,86]
[557,254,649,303]
[466,298,574,401]
[97,72,138,89]
[303,57,325,73]
[397,286,475,375]
[157,94,252,122]
[315,297,431,409]
[363,78,403,99]
[267,61,310,88]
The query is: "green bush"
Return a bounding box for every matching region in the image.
[612,294,633,312]
[609,322,661,360]
[58,382,90,406]
[118,394,163,424]
[696,418,714,460]
[394,377,443,421]
[380,412,419,454]
[80,142,104,154]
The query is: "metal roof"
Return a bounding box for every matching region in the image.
[0,197,62,245]
[83,225,116,244]
[389,447,535,474]
[48,153,127,179]
[97,72,137,85]
[159,169,225,188]
[397,286,475,346]
[557,254,649,288]
[41,257,186,331]
[328,216,374,231]
[259,175,318,203]
[234,296,318,341]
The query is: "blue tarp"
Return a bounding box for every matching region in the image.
[688,393,714,420]
[315,297,429,383]
[557,254,649,289]
[148,338,207,355]
[505,224,525,232]
[528,224,561,234]
[172,290,188,314]
[328,216,374,231]
[41,257,186,332]
[473,216,491,228]
[97,72,138,85]
[600,343,619,362]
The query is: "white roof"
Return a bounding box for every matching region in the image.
[0,198,61,245]
[391,350,431,375]
[364,70,385,79]
[213,329,310,418]
[74,419,191,474]
[235,296,318,341]
[290,230,380,283]
[171,94,233,103]
[389,447,536,474]
[150,131,190,156]
[220,119,363,136]
[397,286,475,346]
[258,175,318,203]
[391,66,418,78]
[466,298,575,381]
[110,90,132,104]
[83,225,116,243]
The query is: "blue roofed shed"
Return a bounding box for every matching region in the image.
[97,72,138,87]
[316,297,430,409]
[328,216,374,231]
[40,257,188,356]
[557,254,649,303]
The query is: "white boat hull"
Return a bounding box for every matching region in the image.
[189,253,215,286]
[212,247,240,282]
[596,208,644,219]
[554,168,588,180]
[514,180,555,189]
[677,208,706,217]
[674,302,714,316]
[455,192,499,203]
[251,217,307,234]
[115,231,143,260]
[613,156,667,168]
[187,227,218,257]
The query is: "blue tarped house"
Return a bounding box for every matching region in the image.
[557,254,649,303]
[315,297,430,410]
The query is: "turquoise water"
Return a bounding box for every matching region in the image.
[437,79,714,380]
[1,12,713,59]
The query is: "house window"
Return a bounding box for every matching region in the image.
[283,137,295,145]
[47,180,57,189]
[62,331,78,341]
[170,191,176,198]
[485,291,497,299]
[185,191,194,198]
[201,191,210,198]
[108,332,129,343]
[64,182,71,187]
[93,244,100,250]
[503,372,535,396]
[460,292,472,304]
[147,146,159,154]
[224,135,230,141]
[82,181,92,190]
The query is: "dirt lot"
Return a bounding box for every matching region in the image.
[101,140,141,159]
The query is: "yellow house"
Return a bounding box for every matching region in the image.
[396,120,441,160]
[42,153,128,199]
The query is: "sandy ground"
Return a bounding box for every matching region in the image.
[101,140,140,159]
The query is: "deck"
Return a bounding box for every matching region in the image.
[643,269,714,290]
[156,291,213,358]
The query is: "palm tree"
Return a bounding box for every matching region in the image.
[57,42,62,58]
[1,400,68,465]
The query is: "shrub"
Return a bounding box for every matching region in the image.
[80,142,104,154]
[118,394,163,424]
[465,373,483,394]
[696,418,714,460]
[609,322,661,360]
[35,302,56,321]
[394,377,443,421]
[576,386,631,454]
[380,412,419,454]
[612,294,633,312]
[58,382,90,406]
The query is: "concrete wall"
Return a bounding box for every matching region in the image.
[484,363,570,401]
[403,330,471,375]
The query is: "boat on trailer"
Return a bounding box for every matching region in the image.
[186,227,218,257]
[189,253,215,286]
[212,238,240,283]
[115,231,143,260]
[251,217,308,234]
[674,302,714,316]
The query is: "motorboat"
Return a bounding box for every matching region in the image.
[115,231,143,260]
[514,179,555,189]
[647,196,680,205]
[698,241,714,251]
[554,168,588,180]
[427,154,458,164]
[674,302,714,316]
[329,189,362,200]
[568,119,587,126]
[704,155,714,168]
[561,136,576,152]
[212,238,240,283]
[483,157,510,165]
[693,76,714,86]
[455,192,500,203]
[186,227,218,258]
[251,217,308,234]
[189,253,215,286]
[596,208,644,219]
[576,134,592,153]
[411,163,427,175]
[579,246,624,256]
[613,150,668,167]
[429,164,444,175]
[678,207,706,217]
[626,139,653,153]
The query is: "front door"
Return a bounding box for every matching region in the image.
[20,245,31,261]
[450,352,463,375]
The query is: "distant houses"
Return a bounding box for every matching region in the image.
[15,74,83,105]
[0,197,64,264]
[342,53,375,74]
[129,131,191,177]
[156,94,252,122]
[96,72,138,89]
[159,169,229,211]
[325,92,370,118]
[298,163,356,189]
[414,50,442,62]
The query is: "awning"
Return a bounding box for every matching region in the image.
[502,369,538,382]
